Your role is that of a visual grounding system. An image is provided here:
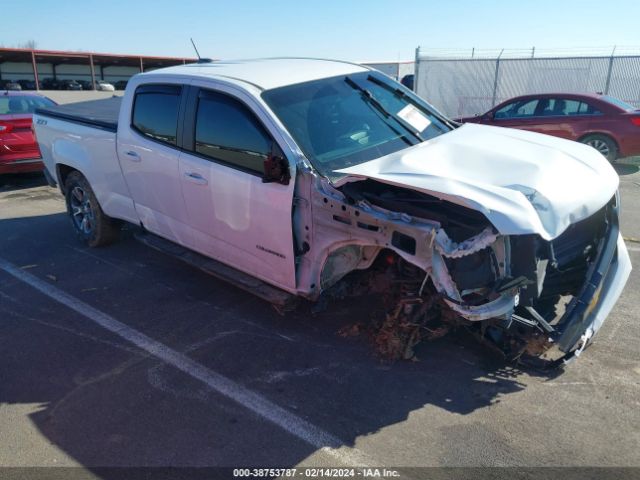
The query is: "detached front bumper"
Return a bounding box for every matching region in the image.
[555,197,632,359]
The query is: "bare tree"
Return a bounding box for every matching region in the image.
[20,40,37,49]
[0,40,37,49]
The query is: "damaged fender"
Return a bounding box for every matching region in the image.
[297,173,514,324]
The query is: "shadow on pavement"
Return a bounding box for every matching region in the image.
[615,164,639,176]
[0,212,562,476]
[0,172,47,192]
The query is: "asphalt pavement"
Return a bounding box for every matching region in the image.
[0,164,639,478]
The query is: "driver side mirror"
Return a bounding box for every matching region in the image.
[263,143,291,185]
[483,111,494,121]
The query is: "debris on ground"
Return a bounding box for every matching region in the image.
[328,253,462,362]
[338,323,363,337]
[327,251,562,365]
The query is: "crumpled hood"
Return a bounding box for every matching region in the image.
[335,123,619,240]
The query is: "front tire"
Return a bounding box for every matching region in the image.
[580,134,618,162]
[64,171,120,247]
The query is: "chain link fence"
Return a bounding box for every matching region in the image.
[414,47,640,118]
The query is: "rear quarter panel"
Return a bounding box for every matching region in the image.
[585,114,640,157]
[34,114,138,224]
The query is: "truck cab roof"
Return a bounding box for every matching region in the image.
[34,58,370,131]
[143,58,369,90]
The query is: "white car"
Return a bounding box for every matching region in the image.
[95,80,115,91]
[33,58,631,366]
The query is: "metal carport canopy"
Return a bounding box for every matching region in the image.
[0,47,197,90]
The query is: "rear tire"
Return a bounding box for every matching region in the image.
[580,134,618,162]
[64,171,120,247]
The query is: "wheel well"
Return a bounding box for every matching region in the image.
[56,164,79,193]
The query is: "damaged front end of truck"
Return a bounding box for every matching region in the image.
[293,160,631,367]
[262,70,631,366]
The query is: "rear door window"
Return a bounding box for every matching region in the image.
[539,99,601,116]
[559,99,581,115]
[131,84,181,146]
[538,98,581,116]
[577,102,602,115]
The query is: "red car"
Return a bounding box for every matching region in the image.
[0,91,56,174]
[458,93,640,162]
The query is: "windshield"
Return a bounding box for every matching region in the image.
[602,95,637,111]
[0,95,56,115]
[262,72,452,180]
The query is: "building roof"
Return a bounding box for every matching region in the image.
[0,47,195,68]
[146,58,369,90]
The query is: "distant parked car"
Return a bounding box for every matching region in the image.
[77,80,93,91]
[0,91,57,174]
[59,79,83,91]
[40,78,61,90]
[1,80,22,91]
[458,93,640,162]
[17,79,37,90]
[95,80,115,92]
[400,74,414,91]
[114,80,128,90]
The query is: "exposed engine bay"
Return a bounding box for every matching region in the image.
[294,173,616,368]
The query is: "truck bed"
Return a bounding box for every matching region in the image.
[36,96,122,132]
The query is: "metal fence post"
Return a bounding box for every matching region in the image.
[491,49,504,108]
[31,50,40,91]
[89,54,96,90]
[604,46,616,94]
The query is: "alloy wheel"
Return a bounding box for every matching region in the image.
[586,138,610,157]
[70,186,94,235]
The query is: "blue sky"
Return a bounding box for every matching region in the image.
[2,0,639,61]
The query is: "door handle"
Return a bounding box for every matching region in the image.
[125,150,141,162]
[184,172,208,185]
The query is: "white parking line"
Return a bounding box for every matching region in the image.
[0,257,374,467]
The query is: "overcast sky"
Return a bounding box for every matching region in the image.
[2,0,640,61]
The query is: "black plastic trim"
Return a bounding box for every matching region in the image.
[135,84,182,95]
[556,200,620,352]
[35,109,117,132]
[43,168,57,187]
[181,85,198,152]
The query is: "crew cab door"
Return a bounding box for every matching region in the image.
[178,84,297,291]
[116,82,194,247]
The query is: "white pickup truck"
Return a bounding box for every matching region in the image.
[34,58,631,366]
